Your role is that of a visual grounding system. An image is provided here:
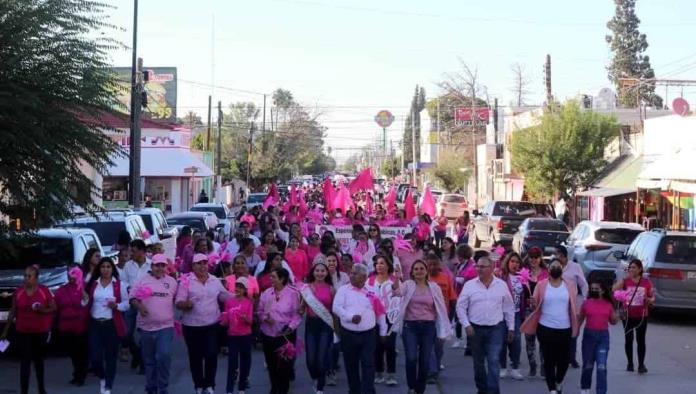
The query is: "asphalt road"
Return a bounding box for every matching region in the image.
[1,311,695,394]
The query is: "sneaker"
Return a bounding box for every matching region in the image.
[556,382,563,393]
[100,379,106,394]
[327,373,337,387]
[549,391,558,394]
[104,390,111,394]
[499,368,509,378]
[451,339,462,348]
[439,363,445,370]
[510,369,524,380]
[627,363,635,372]
[385,375,397,386]
[204,388,214,394]
[426,376,437,384]
[570,359,580,369]
[316,391,324,394]
[195,389,203,394]
[638,365,648,374]
[374,373,385,384]
[238,391,245,394]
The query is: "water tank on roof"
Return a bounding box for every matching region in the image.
[594,88,617,111]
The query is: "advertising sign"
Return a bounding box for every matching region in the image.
[315,225,411,248]
[374,110,395,128]
[454,107,489,126]
[112,67,178,122]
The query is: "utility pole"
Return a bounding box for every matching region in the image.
[246,110,259,188]
[206,95,212,150]
[436,98,441,162]
[262,94,267,133]
[544,54,553,109]
[127,0,142,208]
[216,101,222,189]
[411,109,417,186]
[471,89,478,210]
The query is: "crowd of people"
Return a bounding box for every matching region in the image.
[1,180,655,394]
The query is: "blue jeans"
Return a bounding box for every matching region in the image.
[140,327,174,394]
[581,329,610,394]
[428,336,444,378]
[499,312,522,369]
[227,335,252,393]
[89,319,119,389]
[341,328,377,394]
[305,317,333,390]
[402,320,436,394]
[469,322,505,394]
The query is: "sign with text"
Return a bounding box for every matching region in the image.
[112,67,178,122]
[454,107,489,127]
[315,225,412,248]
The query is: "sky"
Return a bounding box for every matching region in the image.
[104,0,696,163]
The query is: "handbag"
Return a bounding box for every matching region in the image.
[619,282,639,321]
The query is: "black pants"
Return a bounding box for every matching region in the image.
[623,318,648,366]
[341,328,377,394]
[537,324,572,391]
[375,324,396,374]
[182,324,219,390]
[262,332,296,394]
[17,332,48,394]
[60,331,89,383]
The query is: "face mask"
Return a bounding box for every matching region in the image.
[549,267,562,279]
[588,290,600,299]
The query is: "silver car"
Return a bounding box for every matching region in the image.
[565,221,644,283]
[616,229,696,311]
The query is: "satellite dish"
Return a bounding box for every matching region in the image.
[673,98,690,116]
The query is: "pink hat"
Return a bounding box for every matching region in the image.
[235,276,249,289]
[152,254,168,265]
[193,253,208,263]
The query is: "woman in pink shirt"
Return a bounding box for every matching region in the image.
[306,233,321,263]
[256,231,277,261]
[578,280,619,394]
[223,255,260,299]
[55,266,90,386]
[257,252,284,293]
[221,277,254,394]
[300,263,335,394]
[434,209,449,248]
[257,268,302,394]
[285,236,310,283]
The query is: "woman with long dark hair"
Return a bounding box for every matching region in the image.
[497,252,529,380]
[368,255,398,386]
[455,211,470,245]
[522,246,548,378]
[301,263,335,394]
[176,226,193,259]
[81,247,102,282]
[440,237,457,272]
[368,224,382,246]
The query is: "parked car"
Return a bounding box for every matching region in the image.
[615,229,696,311]
[166,211,224,241]
[190,203,233,239]
[133,208,179,258]
[243,192,268,211]
[512,218,570,256]
[0,228,104,326]
[56,211,153,257]
[437,193,468,219]
[533,203,556,218]
[567,220,645,283]
[470,200,537,247]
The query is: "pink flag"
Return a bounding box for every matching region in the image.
[289,184,297,206]
[323,177,334,210]
[349,167,374,194]
[333,184,354,213]
[262,183,280,210]
[298,189,308,215]
[384,185,397,213]
[365,192,374,215]
[420,186,436,217]
[404,189,417,221]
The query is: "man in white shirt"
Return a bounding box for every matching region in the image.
[456,256,514,394]
[225,222,261,255]
[333,264,387,394]
[555,244,588,369]
[122,239,151,373]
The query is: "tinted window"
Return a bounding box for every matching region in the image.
[527,220,567,231]
[66,222,124,246]
[0,236,75,269]
[492,202,536,216]
[191,206,226,219]
[595,229,643,245]
[444,195,467,203]
[84,234,99,249]
[656,236,696,264]
[138,214,155,233]
[247,194,267,203]
[167,218,206,231]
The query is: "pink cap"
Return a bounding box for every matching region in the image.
[152,253,168,265]
[193,253,209,263]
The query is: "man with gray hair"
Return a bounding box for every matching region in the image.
[332,264,388,394]
[456,256,515,394]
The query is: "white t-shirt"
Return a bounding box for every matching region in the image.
[539,282,571,329]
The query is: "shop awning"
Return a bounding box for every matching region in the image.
[576,187,634,197]
[106,147,214,177]
[638,148,696,182]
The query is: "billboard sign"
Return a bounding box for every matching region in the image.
[374,110,395,128]
[454,107,489,127]
[112,67,177,122]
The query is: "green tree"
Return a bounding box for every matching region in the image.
[402,85,426,168]
[510,102,619,199]
[178,111,203,128]
[606,0,662,108]
[426,149,470,192]
[0,0,123,226]
[381,156,401,179]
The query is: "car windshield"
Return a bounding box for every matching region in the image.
[528,220,567,231]
[656,236,696,264]
[191,206,226,219]
[444,195,466,203]
[595,229,642,244]
[493,202,536,216]
[247,194,267,203]
[0,236,75,269]
[138,214,154,233]
[64,222,123,246]
[167,217,206,231]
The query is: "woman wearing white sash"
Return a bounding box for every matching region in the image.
[366,255,399,386]
[300,262,335,394]
[391,260,453,394]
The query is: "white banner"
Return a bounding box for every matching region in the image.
[315,225,412,248]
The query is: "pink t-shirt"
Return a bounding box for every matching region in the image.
[131,274,178,331]
[404,285,436,321]
[285,248,309,283]
[222,296,253,336]
[175,274,228,327]
[307,282,333,318]
[623,277,653,318]
[581,298,614,330]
